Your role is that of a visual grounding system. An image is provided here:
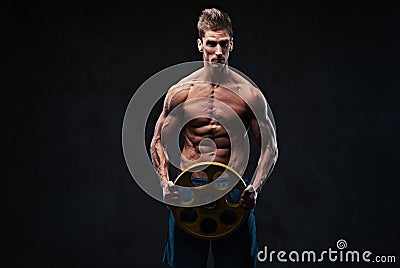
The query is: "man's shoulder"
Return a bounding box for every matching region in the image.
[227,69,264,101]
[177,68,205,85]
[165,82,192,113]
[228,68,256,88]
[166,68,203,94]
[166,68,205,101]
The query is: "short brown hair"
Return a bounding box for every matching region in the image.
[197,8,233,39]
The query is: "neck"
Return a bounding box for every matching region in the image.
[203,62,230,85]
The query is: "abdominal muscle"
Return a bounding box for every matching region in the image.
[180,118,248,176]
[174,81,252,175]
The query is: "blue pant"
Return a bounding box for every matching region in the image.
[163,178,258,268]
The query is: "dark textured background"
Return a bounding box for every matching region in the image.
[3,0,399,267]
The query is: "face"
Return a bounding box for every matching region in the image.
[197,29,233,65]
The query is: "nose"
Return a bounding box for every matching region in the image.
[215,45,223,56]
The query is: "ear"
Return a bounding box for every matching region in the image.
[229,37,234,52]
[197,38,203,53]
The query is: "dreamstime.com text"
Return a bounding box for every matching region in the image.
[258,239,396,263]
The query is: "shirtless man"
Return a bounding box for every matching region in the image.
[151,8,278,268]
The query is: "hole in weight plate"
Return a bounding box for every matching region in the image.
[226,188,241,204]
[178,187,194,203]
[220,209,238,225]
[180,208,198,223]
[200,218,218,234]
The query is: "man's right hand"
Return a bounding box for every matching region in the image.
[162,180,180,208]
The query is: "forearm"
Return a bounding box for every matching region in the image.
[252,143,278,193]
[150,138,170,183]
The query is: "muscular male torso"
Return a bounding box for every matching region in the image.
[166,69,258,175]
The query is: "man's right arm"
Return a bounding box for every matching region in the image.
[150,112,170,183]
[150,85,188,185]
[150,110,177,204]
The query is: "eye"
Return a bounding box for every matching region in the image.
[220,41,229,47]
[207,41,217,47]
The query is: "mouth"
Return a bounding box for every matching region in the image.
[211,58,225,64]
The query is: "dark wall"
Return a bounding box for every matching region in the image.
[3,0,399,267]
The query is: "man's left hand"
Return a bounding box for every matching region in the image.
[239,185,257,210]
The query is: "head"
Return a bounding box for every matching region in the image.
[197,8,234,66]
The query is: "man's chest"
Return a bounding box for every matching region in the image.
[182,83,250,123]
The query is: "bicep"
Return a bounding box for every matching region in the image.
[249,91,276,149]
[153,88,184,144]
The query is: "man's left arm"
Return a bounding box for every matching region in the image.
[240,89,278,209]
